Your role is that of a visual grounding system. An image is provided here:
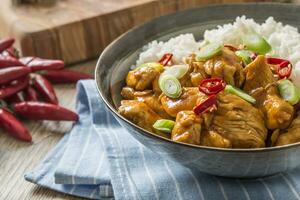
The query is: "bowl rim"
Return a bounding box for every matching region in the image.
[95,2,300,153]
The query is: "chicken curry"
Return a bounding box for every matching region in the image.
[118,34,300,148]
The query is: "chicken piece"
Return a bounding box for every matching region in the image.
[201,130,232,148]
[121,87,152,100]
[209,92,267,148]
[243,55,276,93]
[121,87,170,118]
[126,66,160,91]
[190,62,209,86]
[135,93,171,119]
[243,56,293,130]
[118,100,160,131]
[160,87,206,117]
[252,84,294,130]
[275,112,300,146]
[171,111,202,145]
[202,47,245,87]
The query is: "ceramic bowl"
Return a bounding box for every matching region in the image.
[95,3,300,178]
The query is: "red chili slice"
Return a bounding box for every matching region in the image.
[277,61,292,79]
[224,44,238,52]
[250,52,257,60]
[267,57,292,79]
[159,53,173,66]
[198,78,226,95]
[193,95,217,115]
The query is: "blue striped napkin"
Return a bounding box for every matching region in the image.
[25,80,300,200]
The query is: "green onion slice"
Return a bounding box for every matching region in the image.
[225,85,256,104]
[278,79,300,105]
[159,75,182,98]
[153,119,175,133]
[235,50,253,65]
[196,42,223,61]
[160,64,189,79]
[135,62,164,72]
[242,34,272,55]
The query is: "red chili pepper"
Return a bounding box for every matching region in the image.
[20,57,64,72]
[250,52,257,60]
[198,78,226,95]
[277,61,292,79]
[0,38,15,53]
[0,77,29,99]
[0,108,31,142]
[41,69,93,84]
[6,91,25,104]
[159,53,173,66]
[25,86,39,101]
[13,101,79,121]
[32,74,58,104]
[267,57,292,79]
[0,56,24,68]
[224,44,238,52]
[0,66,31,85]
[193,95,217,115]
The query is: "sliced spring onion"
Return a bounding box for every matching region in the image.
[153,119,175,133]
[242,34,272,55]
[160,64,189,79]
[225,85,256,104]
[159,75,182,98]
[235,50,253,65]
[278,79,300,105]
[196,42,223,61]
[135,62,164,72]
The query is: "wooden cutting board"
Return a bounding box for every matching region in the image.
[0,0,261,65]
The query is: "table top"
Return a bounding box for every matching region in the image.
[0,60,95,200]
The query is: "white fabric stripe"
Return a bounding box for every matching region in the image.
[164,161,183,200]
[70,128,93,185]
[186,168,205,200]
[281,174,300,200]
[106,112,138,200]
[139,144,159,200]
[92,125,106,185]
[215,178,228,200]
[105,112,129,200]
[89,187,99,199]
[259,178,275,200]
[110,129,139,200]
[236,179,251,200]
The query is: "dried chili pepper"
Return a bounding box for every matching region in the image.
[159,53,173,66]
[6,91,25,104]
[20,57,64,72]
[13,101,79,121]
[198,78,226,95]
[193,95,217,115]
[0,56,24,68]
[25,86,39,101]
[0,66,31,85]
[32,74,58,104]
[267,57,292,79]
[0,77,29,99]
[0,38,15,53]
[41,69,93,84]
[0,107,31,142]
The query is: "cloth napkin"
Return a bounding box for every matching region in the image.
[25,80,300,200]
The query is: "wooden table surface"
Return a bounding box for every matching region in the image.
[0,60,95,200]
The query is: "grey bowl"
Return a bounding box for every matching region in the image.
[95,3,300,178]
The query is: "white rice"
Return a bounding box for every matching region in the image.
[136,34,201,66]
[136,16,300,88]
